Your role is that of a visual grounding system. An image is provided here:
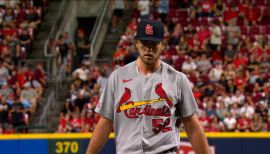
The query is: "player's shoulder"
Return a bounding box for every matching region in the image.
[110,61,136,77]
[161,61,186,78]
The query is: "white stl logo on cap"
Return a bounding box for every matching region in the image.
[145,24,153,35]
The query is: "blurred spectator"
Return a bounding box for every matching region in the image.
[21,7,41,29]
[74,92,88,112]
[0,60,9,86]
[225,19,241,48]
[0,96,10,127]
[17,27,32,59]
[75,30,89,65]
[23,74,43,98]
[157,0,169,23]
[111,0,128,33]
[223,5,239,23]
[236,112,251,132]
[239,102,255,119]
[224,44,237,63]
[69,113,82,132]
[10,98,26,132]
[231,90,245,105]
[189,0,200,18]
[213,0,226,17]
[57,112,67,133]
[267,116,270,131]
[250,113,263,132]
[204,98,217,117]
[0,82,14,100]
[16,65,32,89]
[2,8,16,27]
[216,100,227,120]
[96,68,108,94]
[137,0,150,19]
[56,35,70,65]
[199,111,211,131]
[123,45,138,65]
[181,56,197,73]
[198,0,214,17]
[209,20,222,52]
[20,82,39,113]
[168,23,182,46]
[113,43,127,66]
[61,98,75,115]
[33,63,46,87]
[209,115,224,132]
[223,112,236,131]
[81,111,96,132]
[72,63,89,82]
[195,53,212,73]
[233,52,248,69]
[208,62,223,82]
[243,3,261,25]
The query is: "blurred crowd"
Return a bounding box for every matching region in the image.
[57,0,270,133]
[0,0,47,133]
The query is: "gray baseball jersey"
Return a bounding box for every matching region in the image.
[95,61,198,154]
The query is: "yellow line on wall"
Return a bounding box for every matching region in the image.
[0,132,270,140]
[205,132,270,138]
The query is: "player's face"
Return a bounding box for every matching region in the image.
[135,40,165,65]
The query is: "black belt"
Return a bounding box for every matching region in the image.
[161,146,178,153]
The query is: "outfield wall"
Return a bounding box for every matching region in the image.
[0,133,270,154]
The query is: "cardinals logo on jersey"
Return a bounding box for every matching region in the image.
[117,87,132,113]
[117,83,173,114]
[145,24,153,35]
[155,83,173,108]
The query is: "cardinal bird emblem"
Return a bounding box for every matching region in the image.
[155,83,173,108]
[117,87,132,113]
[145,24,153,35]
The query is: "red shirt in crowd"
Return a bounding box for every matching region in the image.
[237,117,251,130]
[234,76,246,89]
[267,121,270,131]
[59,116,66,129]
[1,28,17,38]
[200,0,214,13]
[84,117,96,129]
[253,46,263,57]
[233,56,248,68]
[199,116,211,130]
[238,3,248,15]
[197,28,211,46]
[246,7,259,22]
[224,7,239,22]
[16,70,32,88]
[70,117,82,128]
[209,123,221,132]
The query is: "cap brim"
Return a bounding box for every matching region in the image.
[135,36,163,42]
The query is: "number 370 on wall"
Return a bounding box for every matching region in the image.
[55,141,79,154]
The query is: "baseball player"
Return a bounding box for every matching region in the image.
[87,19,211,154]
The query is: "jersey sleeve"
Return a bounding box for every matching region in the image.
[178,74,198,118]
[95,73,115,121]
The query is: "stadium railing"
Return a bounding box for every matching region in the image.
[44,0,69,58]
[88,0,115,62]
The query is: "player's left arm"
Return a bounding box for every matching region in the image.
[182,114,211,154]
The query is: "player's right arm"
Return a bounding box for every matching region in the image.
[86,116,113,154]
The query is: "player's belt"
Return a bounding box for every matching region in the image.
[160,146,178,154]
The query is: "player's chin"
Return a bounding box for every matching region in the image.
[143,57,155,64]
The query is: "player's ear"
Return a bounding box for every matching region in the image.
[134,40,139,48]
[161,40,167,50]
